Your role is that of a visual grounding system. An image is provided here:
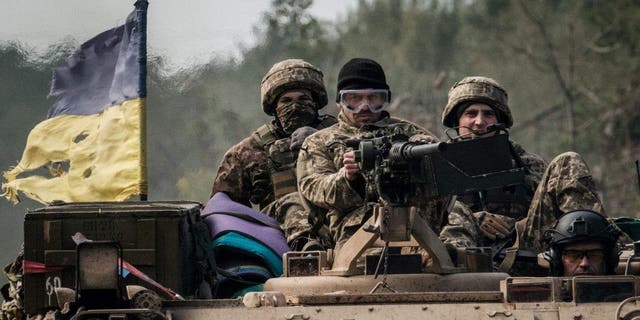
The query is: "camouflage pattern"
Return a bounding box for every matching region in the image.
[441,151,605,256]
[442,76,513,128]
[297,111,449,250]
[211,116,337,243]
[441,141,547,248]
[518,151,605,253]
[212,131,274,209]
[261,59,328,116]
[261,192,311,243]
[1,248,24,320]
[276,100,317,134]
[441,200,481,248]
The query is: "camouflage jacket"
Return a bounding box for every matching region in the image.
[211,115,336,209]
[297,111,450,246]
[440,141,547,248]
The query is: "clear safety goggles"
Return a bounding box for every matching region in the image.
[339,89,390,113]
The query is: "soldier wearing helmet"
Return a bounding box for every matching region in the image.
[297,58,448,251]
[439,76,606,274]
[543,210,620,276]
[441,76,513,136]
[211,59,337,249]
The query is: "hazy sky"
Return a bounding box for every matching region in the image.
[1,0,356,68]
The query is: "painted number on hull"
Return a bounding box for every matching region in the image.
[45,276,62,304]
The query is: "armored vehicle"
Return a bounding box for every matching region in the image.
[9,135,640,320]
[14,199,640,320]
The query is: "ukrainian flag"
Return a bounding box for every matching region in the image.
[2,1,148,204]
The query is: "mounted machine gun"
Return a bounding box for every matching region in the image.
[324,127,526,276]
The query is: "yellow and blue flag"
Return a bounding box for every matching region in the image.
[2,1,148,204]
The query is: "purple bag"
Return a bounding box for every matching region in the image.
[202,192,290,260]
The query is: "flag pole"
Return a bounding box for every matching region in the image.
[135,0,149,201]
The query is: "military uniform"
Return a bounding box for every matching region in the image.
[441,150,604,254]
[518,151,605,253]
[441,141,547,248]
[297,111,448,249]
[211,59,336,244]
[212,118,335,242]
[438,76,606,261]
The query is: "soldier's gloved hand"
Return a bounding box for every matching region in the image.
[473,211,512,240]
[290,126,318,150]
[408,133,437,144]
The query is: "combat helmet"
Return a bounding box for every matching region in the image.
[543,210,620,276]
[442,76,513,128]
[260,59,328,116]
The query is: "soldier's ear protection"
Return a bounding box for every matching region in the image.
[545,247,556,262]
[546,246,563,276]
[542,229,563,275]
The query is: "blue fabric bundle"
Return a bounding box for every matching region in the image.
[203,192,289,297]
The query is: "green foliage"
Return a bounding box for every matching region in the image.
[242,0,331,72]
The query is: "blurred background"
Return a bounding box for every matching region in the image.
[1,0,639,267]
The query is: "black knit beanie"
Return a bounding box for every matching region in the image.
[336,58,390,102]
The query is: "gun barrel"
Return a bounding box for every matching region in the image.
[390,142,447,161]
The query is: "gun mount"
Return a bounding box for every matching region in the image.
[319,133,527,276]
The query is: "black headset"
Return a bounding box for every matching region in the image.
[543,210,620,276]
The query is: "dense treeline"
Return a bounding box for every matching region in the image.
[1,0,639,264]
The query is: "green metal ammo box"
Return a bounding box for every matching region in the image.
[23,201,202,314]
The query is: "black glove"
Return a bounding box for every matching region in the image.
[290,126,318,150]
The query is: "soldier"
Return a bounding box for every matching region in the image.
[542,210,620,276]
[211,59,337,250]
[297,57,447,251]
[438,76,605,272]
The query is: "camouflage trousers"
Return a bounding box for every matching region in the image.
[262,192,313,245]
[327,204,372,253]
[517,151,605,253]
[1,247,24,320]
